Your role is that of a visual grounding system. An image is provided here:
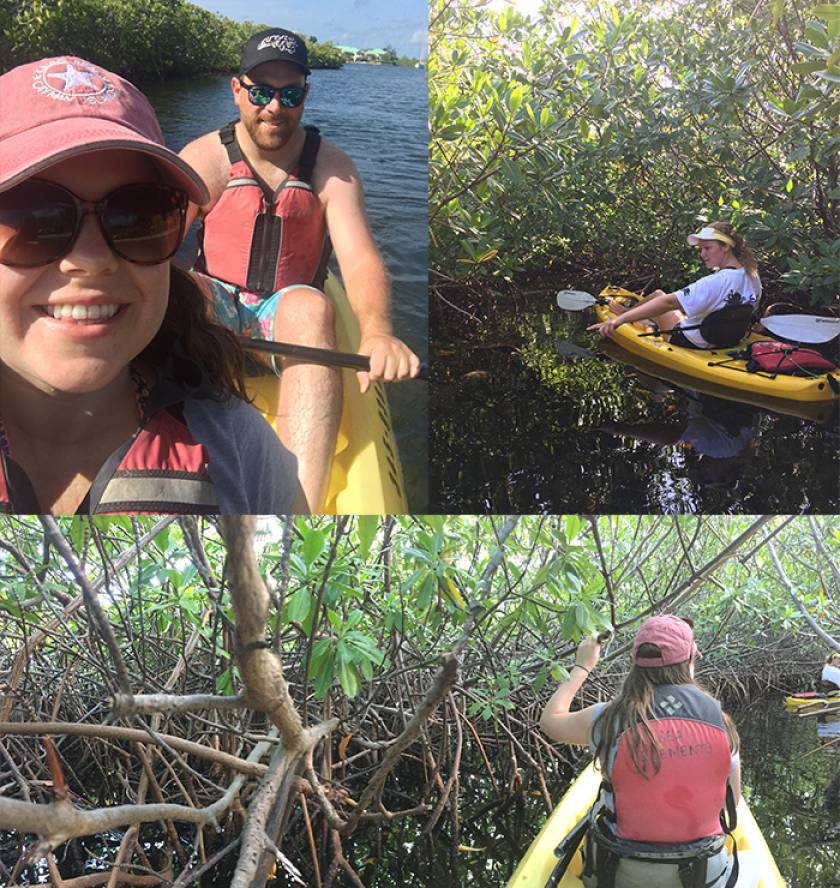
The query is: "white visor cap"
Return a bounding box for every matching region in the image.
[687,226,735,247]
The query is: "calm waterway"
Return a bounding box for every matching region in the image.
[140,64,429,509]
[431,297,839,513]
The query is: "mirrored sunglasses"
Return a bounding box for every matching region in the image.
[239,79,307,108]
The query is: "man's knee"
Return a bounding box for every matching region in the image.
[275,286,335,334]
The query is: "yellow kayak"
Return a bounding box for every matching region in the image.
[783,693,840,709]
[246,273,408,514]
[596,287,839,408]
[508,763,785,888]
[599,340,836,424]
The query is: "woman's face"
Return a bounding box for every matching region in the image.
[0,150,170,395]
[698,238,732,269]
[831,654,840,667]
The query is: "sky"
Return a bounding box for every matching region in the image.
[191,0,428,58]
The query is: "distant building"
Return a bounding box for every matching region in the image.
[330,45,397,64]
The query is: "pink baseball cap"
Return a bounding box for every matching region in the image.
[0,56,208,204]
[633,615,699,667]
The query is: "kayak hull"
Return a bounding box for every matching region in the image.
[507,763,785,888]
[595,287,839,407]
[246,273,408,514]
[784,693,840,709]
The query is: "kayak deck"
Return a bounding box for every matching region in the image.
[507,763,785,888]
[596,287,839,406]
[784,693,840,710]
[246,273,408,514]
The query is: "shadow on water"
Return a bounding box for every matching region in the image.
[139,65,429,509]
[431,297,839,513]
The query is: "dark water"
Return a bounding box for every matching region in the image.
[431,299,840,513]
[140,64,428,509]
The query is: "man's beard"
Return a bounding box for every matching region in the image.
[242,113,294,151]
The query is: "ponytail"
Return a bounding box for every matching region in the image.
[709,220,759,277]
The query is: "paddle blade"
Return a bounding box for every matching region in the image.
[760,313,840,344]
[556,340,598,359]
[556,289,598,310]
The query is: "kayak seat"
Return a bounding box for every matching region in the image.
[660,305,754,348]
[695,305,755,348]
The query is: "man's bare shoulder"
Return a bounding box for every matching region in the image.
[179,130,231,209]
[312,136,360,191]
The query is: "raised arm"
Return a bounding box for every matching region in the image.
[539,636,603,746]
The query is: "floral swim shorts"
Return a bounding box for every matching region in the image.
[191,271,323,375]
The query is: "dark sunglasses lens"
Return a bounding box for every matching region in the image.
[248,85,274,106]
[0,181,76,267]
[102,184,186,264]
[279,86,305,108]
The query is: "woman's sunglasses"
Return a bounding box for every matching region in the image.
[238,79,307,108]
[0,180,188,267]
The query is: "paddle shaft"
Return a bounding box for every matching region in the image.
[557,290,840,344]
[241,337,428,379]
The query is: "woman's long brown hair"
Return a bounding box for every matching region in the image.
[594,643,739,779]
[709,220,759,278]
[138,266,248,401]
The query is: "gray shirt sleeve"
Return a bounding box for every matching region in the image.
[184,397,302,514]
[588,701,609,756]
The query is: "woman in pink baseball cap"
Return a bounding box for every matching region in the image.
[540,615,749,888]
[0,56,304,514]
[588,221,761,349]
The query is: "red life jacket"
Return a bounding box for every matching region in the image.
[195,122,331,296]
[0,404,217,515]
[602,684,732,844]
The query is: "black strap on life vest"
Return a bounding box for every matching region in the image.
[718,783,739,888]
[197,123,328,296]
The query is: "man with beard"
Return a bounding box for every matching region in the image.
[180,28,420,511]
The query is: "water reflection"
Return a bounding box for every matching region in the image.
[431,297,840,513]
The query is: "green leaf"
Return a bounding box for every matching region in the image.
[337,658,360,697]
[286,588,313,623]
[357,516,378,559]
[786,178,794,192]
[215,667,235,696]
[508,85,523,115]
[810,4,840,22]
[302,527,327,567]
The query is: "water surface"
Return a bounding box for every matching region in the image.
[432,298,839,513]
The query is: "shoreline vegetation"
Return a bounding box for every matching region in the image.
[430,0,840,312]
[0,0,422,78]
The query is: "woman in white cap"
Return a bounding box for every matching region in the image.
[540,615,752,888]
[0,56,303,514]
[821,651,840,692]
[588,221,761,348]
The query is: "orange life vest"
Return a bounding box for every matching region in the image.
[195,122,331,296]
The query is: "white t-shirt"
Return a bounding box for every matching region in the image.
[680,397,757,458]
[822,663,840,687]
[675,268,761,347]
